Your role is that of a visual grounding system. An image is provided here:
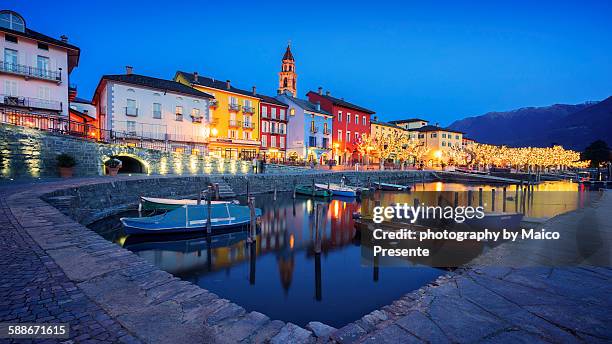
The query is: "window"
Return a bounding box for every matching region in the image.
[37,56,50,74]
[290,108,295,116]
[310,121,315,133]
[355,115,358,125]
[323,122,328,134]
[192,108,200,117]
[243,131,251,140]
[346,131,351,143]
[229,96,238,105]
[37,42,49,50]
[309,136,317,147]
[338,111,342,122]
[4,48,18,70]
[37,86,50,100]
[418,134,424,139]
[322,137,329,149]
[126,121,136,133]
[280,137,285,148]
[442,141,446,147]
[280,108,286,120]
[271,107,277,119]
[271,122,277,133]
[175,106,183,121]
[261,135,267,147]
[431,133,437,138]
[4,80,17,96]
[153,103,162,119]
[442,133,446,138]
[347,113,351,124]
[338,130,343,142]
[262,106,268,118]
[262,121,269,133]
[355,132,359,141]
[455,135,460,140]
[271,136,277,148]
[5,34,17,43]
[0,11,25,32]
[362,116,367,125]
[126,99,137,116]
[229,130,237,139]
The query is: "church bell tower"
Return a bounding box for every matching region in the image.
[278,42,297,96]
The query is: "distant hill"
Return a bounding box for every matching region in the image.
[449,97,612,151]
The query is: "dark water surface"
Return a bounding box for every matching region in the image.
[89,180,586,327]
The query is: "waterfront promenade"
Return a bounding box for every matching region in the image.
[0,173,610,343]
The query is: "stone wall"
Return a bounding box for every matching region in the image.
[0,124,253,179]
[42,171,432,225]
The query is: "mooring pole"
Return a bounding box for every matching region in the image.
[522,186,527,214]
[491,188,496,212]
[478,187,483,207]
[273,182,277,202]
[467,190,473,206]
[315,204,322,254]
[413,198,419,208]
[312,179,316,197]
[214,183,220,200]
[292,179,297,199]
[206,186,212,235]
[197,189,202,205]
[246,177,250,198]
[248,196,256,243]
[502,187,507,212]
[454,191,459,207]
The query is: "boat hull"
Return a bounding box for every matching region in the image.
[373,182,410,191]
[122,203,262,235]
[314,183,357,197]
[295,186,332,198]
[140,196,235,211]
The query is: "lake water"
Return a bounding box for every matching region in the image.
[89,180,587,327]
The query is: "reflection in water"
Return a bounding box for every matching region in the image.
[89,181,588,328]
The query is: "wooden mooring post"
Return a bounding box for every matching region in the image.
[206,186,212,235]
[478,188,483,207]
[248,196,256,243]
[467,190,473,206]
[502,187,507,212]
[273,182,277,202]
[491,188,496,212]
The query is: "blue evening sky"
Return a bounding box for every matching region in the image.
[7,0,612,125]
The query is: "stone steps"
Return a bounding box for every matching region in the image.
[209,177,236,199]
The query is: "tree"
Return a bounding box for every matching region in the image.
[581,140,611,167]
[355,133,375,164]
[372,131,404,169]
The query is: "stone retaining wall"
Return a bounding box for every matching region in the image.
[42,170,433,225]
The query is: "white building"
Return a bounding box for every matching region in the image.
[0,10,79,118]
[92,68,215,153]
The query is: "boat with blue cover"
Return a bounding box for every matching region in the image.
[121,203,262,235]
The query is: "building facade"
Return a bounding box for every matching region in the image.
[258,94,288,162]
[92,69,214,154]
[277,44,297,97]
[277,92,332,163]
[388,118,429,130]
[175,71,260,160]
[413,125,464,166]
[307,88,375,164]
[0,10,79,121]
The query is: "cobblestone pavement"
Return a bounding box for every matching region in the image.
[0,195,142,344]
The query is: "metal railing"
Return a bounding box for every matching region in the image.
[0,61,62,82]
[243,121,254,129]
[1,94,62,111]
[228,103,241,111]
[1,109,209,153]
[209,99,219,108]
[242,106,255,114]
[229,120,241,127]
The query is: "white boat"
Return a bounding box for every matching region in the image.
[372,182,411,191]
[139,196,238,211]
[315,183,357,197]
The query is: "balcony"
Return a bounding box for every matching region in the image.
[228,120,241,127]
[175,113,183,121]
[0,61,62,83]
[242,106,255,114]
[243,122,254,129]
[209,99,219,108]
[228,103,241,112]
[1,94,62,112]
[191,115,203,123]
[125,107,138,116]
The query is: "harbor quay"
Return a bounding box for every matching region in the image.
[0,171,610,343]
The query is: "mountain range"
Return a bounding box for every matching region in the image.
[448,96,612,151]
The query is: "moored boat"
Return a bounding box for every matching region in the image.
[295,185,332,198]
[139,196,237,211]
[315,183,357,197]
[372,182,411,191]
[121,203,262,235]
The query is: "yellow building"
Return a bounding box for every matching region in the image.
[412,125,463,166]
[174,71,260,159]
[370,118,409,139]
